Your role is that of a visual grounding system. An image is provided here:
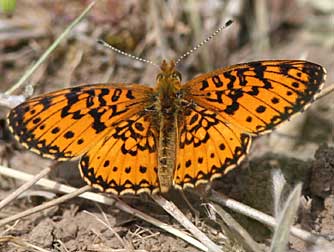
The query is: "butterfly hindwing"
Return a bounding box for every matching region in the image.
[182,60,326,134]
[8,84,154,160]
[174,104,251,189]
[79,112,159,195]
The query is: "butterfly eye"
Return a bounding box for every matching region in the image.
[172,71,182,81]
[156,73,163,80]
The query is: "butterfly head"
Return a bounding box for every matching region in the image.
[156,60,182,91]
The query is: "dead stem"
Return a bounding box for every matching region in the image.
[316,82,334,100]
[0,167,51,210]
[209,190,332,246]
[0,185,91,227]
[151,194,223,252]
[0,165,208,252]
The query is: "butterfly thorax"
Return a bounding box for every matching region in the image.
[156,60,181,101]
[155,60,182,193]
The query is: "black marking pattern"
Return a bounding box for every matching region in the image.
[79,113,159,195]
[175,104,251,188]
[183,60,326,134]
[8,84,154,160]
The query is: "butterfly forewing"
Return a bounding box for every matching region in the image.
[8,84,155,160]
[182,60,326,134]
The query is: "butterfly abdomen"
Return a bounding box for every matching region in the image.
[156,60,182,193]
[156,87,179,193]
[157,112,177,193]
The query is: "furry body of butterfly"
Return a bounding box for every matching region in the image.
[156,60,182,192]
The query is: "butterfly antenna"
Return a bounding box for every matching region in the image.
[175,20,233,65]
[98,40,159,68]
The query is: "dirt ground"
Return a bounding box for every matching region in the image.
[0,1,333,251]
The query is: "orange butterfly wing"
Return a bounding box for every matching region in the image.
[174,60,325,188]
[8,84,154,160]
[79,112,159,195]
[182,60,326,134]
[174,104,251,189]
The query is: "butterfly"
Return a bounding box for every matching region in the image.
[7,59,326,195]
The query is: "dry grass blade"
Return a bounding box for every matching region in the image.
[0,167,51,210]
[0,185,91,227]
[83,210,132,251]
[115,195,209,252]
[0,0,17,15]
[0,165,208,251]
[209,203,263,252]
[316,82,334,100]
[0,235,51,252]
[4,1,96,95]
[53,239,69,252]
[151,194,222,252]
[271,169,286,218]
[209,190,331,246]
[270,183,302,252]
[1,220,19,236]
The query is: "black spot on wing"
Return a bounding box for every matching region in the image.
[88,108,107,133]
[111,88,122,102]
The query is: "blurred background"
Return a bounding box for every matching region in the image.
[1,0,333,90]
[0,1,333,251]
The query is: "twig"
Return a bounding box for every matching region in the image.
[84,210,131,250]
[0,236,51,252]
[152,194,223,252]
[0,185,91,227]
[113,195,209,252]
[0,165,208,252]
[270,184,302,252]
[316,82,334,100]
[209,203,263,252]
[209,190,331,246]
[0,167,51,210]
